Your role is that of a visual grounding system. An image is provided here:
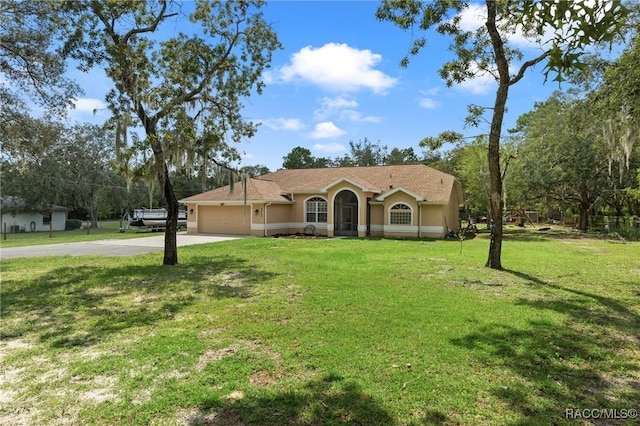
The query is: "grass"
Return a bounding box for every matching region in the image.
[1,228,639,425]
[0,220,162,248]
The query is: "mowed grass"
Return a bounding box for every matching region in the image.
[1,230,638,425]
[0,220,161,248]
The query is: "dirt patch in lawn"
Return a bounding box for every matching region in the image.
[249,370,277,387]
[178,407,244,426]
[196,345,241,371]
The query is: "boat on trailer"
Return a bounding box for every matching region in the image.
[126,208,187,231]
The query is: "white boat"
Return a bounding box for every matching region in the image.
[128,208,187,229]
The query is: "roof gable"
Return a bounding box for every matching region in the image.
[374,186,424,201]
[320,176,381,193]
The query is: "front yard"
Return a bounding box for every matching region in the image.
[1,230,638,425]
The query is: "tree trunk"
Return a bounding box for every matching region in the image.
[90,209,99,229]
[578,203,589,232]
[485,82,508,269]
[163,163,179,265]
[486,141,504,269]
[89,196,99,228]
[484,0,510,270]
[146,123,179,266]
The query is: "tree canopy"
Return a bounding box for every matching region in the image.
[0,0,80,120]
[59,0,281,265]
[377,0,630,269]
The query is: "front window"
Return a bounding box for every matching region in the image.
[390,203,412,225]
[306,197,327,223]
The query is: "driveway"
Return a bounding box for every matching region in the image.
[0,233,244,260]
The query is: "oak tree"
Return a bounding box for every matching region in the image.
[63,0,281,264]
[377,0,629,268]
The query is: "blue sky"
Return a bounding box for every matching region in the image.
[67,1,579,172]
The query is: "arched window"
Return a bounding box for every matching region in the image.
[306,197,327,223]
[390,203,412,225]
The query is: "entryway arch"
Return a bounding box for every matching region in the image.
[334,189,358,236]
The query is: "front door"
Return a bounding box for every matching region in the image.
[334,190,358,236]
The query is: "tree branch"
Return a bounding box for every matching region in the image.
[509,50,551,86]
[121,1,177,44]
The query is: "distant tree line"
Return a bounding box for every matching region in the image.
[0,115,272,224]
[282,138,421,169]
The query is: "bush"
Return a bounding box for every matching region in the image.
[616,226,640,241]
[65,219,83,230]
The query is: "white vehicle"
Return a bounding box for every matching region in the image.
[125,208,187,231]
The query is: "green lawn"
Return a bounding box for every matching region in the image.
[1,230,638,425]
[0,220,163,248]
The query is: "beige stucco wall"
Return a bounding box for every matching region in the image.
[249,202,264,236]
[264,203,295,235]
[186,178,462,239]
[290,195,307,223]
[185,203,197,233]
[419,205,446,238]
[443,180,463,235]
[381,192,419,238]
[382,192,418,226]
[369,204,384,237]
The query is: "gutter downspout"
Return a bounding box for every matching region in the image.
[264,202,272,237]
[418,202,422,238]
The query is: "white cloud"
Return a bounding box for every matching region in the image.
[258,118,305,131]
[71,97,107,114]
[456,3,553,50]
[312,142,346,153]
[313,96,358,121]
[419,87,441,109]
[308,121,345,139]
[457,70,496,95]
[453,63,520,95]
[340,110,381,123]
[275,43,398,93]
[423,86,441,97]
[419,98,440,109]
[313,96,381,123]
[457,4,486,32]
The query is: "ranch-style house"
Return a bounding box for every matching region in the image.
[180,164,463,239]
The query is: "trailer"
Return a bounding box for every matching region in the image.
[123,208,187,232]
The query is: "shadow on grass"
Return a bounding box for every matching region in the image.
[187,373,396,426]
[506,269,640,337]
[362,236,439,243]
[501,227,611,242]
[1,255,277,348]
[451,268,640,425]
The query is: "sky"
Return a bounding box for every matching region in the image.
[65,1,594,172]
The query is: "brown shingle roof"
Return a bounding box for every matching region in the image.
[263,164,456,203]
[180,164,458,204]
[180,178,290,203]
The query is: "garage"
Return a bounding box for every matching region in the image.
[197,205,251,235]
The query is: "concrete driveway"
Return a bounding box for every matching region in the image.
[0,233,244,260]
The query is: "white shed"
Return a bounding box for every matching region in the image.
[0,197,71,232]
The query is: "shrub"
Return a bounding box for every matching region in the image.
[65,219,83,230]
